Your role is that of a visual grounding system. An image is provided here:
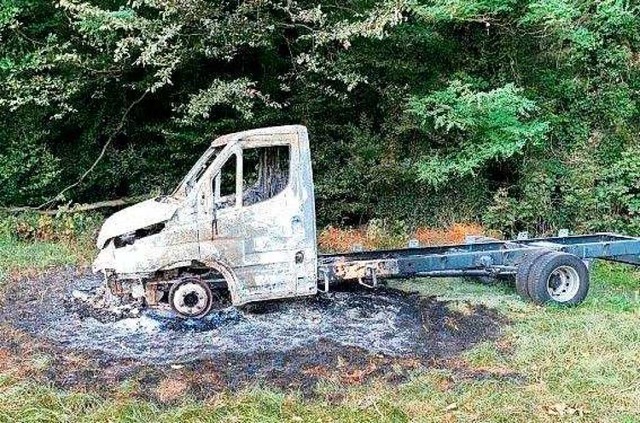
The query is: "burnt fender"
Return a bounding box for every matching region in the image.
[199,258,241,305]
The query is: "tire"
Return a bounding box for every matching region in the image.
[526,252,589,306]
[515,250,554,300]
[168,277,214,318]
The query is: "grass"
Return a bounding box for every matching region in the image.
[397,265,640,421]
[0,238,79,284]
[1,239,639,422]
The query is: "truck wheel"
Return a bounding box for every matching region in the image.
[169,277,214,318]
[515,250,554,300]
[526,252,589,306]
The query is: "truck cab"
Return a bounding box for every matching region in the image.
[93,125,318,317]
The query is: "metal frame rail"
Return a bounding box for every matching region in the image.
[317,233,640,286]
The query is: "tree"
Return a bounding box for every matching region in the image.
[1,0,639,235]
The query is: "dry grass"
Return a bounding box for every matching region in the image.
[414,222,487,246]
[156,378,191,404]
[318,222,488,252]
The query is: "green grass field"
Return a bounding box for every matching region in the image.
[0,238,639,422]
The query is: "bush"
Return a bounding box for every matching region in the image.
[0,212,103,245]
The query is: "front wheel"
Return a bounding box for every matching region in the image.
[526,252,589,306]
[168,277,215,318]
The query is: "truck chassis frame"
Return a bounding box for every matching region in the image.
[318,232,640,304]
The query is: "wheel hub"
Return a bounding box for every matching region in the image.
[183,291,200,307]
[546,265,580,302]
[171,282,210,317]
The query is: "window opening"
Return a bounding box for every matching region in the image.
[215,153,238,209]
[242,145,290,206]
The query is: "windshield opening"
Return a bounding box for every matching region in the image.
[172,146,223,197]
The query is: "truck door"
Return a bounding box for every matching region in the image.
[198,126,317,304]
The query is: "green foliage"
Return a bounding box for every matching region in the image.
[595,145,640,234]
[0,122,61,205]
[408,81,549,188]
[415,0,517,22]
[178,78,265,123]
[0,0,639,234]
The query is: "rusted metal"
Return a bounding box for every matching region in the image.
[144,282,163,306]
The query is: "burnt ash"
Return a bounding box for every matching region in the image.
[0,267,509,398]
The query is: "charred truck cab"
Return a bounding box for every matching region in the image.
[93,125,318,317]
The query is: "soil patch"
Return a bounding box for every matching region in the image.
[0,267,509,399]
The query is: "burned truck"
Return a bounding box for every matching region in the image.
[94,126,318,317]
[95,125,640,318]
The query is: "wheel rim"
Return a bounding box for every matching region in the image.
[546,265,580,302]
[171,282,211,317]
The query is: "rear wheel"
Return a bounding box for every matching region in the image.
[526,252,589,306]
[168,277,215,318]
[515,250,554,300]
